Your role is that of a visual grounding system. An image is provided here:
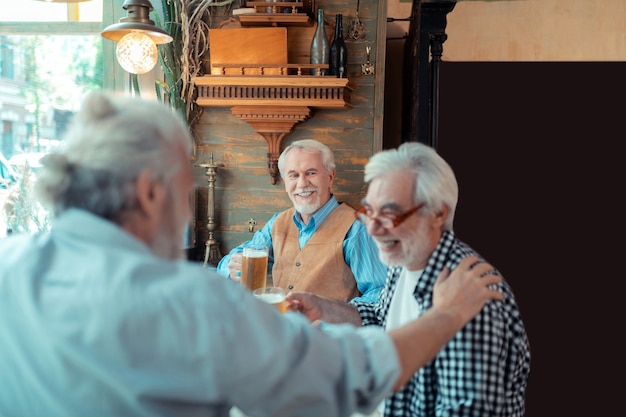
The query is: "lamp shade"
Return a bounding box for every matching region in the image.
[101,0,173,45]
[115,32,159,74]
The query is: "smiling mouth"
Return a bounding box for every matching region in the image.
[295,190,315,198]
[377,239,399,251]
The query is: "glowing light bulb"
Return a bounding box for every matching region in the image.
[115,32,158,75]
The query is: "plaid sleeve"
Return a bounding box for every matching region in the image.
[350,266,401,327]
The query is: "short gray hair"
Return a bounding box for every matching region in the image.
[35,90,192,222]
[277,139,336,178]
[364,142,458,231]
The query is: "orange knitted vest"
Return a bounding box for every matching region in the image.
[271,203,360,301]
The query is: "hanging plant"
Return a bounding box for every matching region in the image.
[153,0,215,136]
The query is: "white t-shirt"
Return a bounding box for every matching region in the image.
[377,268,424,416]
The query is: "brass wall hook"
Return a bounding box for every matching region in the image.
[361,46,375,75]
[348,0,366,40]
[248,218,257,233]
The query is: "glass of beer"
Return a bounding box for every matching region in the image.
[253,286,287,314]
[240,243,268,291]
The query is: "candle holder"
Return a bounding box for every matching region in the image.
[199,154,224,267]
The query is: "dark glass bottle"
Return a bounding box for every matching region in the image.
[309,8,330,76]
[329,14,348,78]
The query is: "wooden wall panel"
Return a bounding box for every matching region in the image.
[191,0,387,262]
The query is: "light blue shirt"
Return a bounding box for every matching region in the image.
[0,209,399,417]
[217,196,386,303]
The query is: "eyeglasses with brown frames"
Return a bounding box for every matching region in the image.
[355,204,424,229]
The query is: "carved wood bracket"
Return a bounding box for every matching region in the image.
[192,75,353,184]
[231,105,311,184]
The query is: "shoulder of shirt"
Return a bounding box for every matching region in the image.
[346,217,368,236]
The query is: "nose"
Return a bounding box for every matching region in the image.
[296,175,309,188]
[366,218,385,235]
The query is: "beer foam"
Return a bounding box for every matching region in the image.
[257,293,284,304]
[245,250,267,258]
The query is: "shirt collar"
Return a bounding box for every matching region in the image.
[292,195,339,231]
[53,208,152,255]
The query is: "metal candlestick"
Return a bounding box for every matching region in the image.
[199,153,224,267]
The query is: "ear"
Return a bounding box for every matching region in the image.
[433,204,449,228]
[135,171,167,222]
[328,168,336,184]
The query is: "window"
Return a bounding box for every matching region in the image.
[0,0,124,237]
[0,39,15,78]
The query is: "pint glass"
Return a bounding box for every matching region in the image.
[253,287,287,314]
[241,243,268,291]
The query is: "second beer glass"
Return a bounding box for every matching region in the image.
[253,287,287,314]
[241,243,268,291]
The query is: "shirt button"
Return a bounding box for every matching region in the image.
[295,262,301,267]
[288,285,294,290]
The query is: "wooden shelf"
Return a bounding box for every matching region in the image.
[194,74,353,108]
[238,2,312,26]
[238,14,311,27]
[193,74,353,184]
[211,63,329,76]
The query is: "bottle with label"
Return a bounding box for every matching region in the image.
[309,8,330,76]
[329,13,348,78]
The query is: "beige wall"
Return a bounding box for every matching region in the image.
[388,0,626,61]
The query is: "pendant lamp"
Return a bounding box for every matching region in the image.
[100,0,173,74]
[101,0,172,44]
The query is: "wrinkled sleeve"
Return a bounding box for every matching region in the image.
[211,283,400,417]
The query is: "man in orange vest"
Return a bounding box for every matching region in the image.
[217,139,387,303]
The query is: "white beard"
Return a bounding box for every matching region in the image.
[293,188,321,215]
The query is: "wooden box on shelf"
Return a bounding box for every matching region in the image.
[208,27,288,75]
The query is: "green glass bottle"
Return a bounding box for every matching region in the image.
[310,8,330,76]
[329,14,348,78]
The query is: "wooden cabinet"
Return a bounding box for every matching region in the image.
[193,10,355,184]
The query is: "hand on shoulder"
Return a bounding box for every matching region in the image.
[432,255,503,324]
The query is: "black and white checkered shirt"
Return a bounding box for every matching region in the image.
[351,231,531,417]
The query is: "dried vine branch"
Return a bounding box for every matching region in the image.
[154,0,217,139]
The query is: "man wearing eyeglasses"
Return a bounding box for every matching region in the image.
[287,142,531,417]
[217,139,387,303]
